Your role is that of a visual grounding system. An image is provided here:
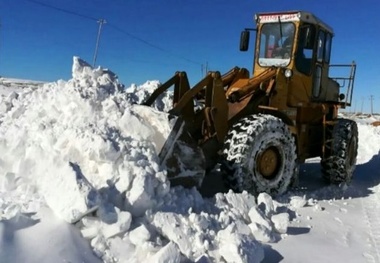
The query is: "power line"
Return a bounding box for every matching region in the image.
[26,0,98,21]
[25,0,203,66]
[107,24,202,66]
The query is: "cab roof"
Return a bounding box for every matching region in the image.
[255,11,334,34]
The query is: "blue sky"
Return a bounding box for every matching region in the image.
[1,0,379,113]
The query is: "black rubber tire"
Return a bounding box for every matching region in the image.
[321,119,358,184]
[222,114,297,196]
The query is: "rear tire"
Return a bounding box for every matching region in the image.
[222,114,297,196]
[321,119,358,184]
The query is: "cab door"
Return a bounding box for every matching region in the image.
[312,30,333,101]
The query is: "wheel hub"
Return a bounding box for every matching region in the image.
[257,146,281,179]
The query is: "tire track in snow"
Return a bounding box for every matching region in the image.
[362,186,380,263]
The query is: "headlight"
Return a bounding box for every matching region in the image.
[284,69,293,78]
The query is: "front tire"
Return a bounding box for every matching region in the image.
[321,119,358,184]
[222,114,297,196]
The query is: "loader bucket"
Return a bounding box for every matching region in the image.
[159,116,206,188]
[140,71,221,189]
[125,104,205,188]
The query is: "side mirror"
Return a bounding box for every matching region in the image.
[240,31,250,51]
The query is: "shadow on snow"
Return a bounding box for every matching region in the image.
[283,151,380,201]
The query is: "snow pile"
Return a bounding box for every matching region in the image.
[356,122,380,164]
[95,189,289,262]
[0,57,294,262]
[0,57,171,223]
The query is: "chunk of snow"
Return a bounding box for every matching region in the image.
[129,224,151,246]
[271,213,289,234]
[248,223,274,243]
[217,224,264,263]
[290,196,307,209]
[257,192,275,216]
[152,212,194,259]
[102,210,132,239]
[149,241,181,263]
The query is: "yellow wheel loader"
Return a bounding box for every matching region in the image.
[143,11,358,196]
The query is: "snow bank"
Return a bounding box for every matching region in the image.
[0,57,172,223]
[356,122,380,164]
[0,57,295,262]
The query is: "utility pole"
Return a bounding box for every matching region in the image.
[370,95,374,115]
[201,62,209,77]
[361,97,364,114]
[93,19,106,67]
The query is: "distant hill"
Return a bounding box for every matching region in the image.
[0,77,45,97]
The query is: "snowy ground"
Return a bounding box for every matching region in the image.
[0,58,379,263]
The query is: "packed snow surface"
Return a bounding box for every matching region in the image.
[1,57,380,262]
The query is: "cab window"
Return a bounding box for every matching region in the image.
[258,22,295,67]
[324,33,332,63]
[295,25,316,75]
[317,31,325,62]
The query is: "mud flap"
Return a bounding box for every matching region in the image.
[159,116,206,188]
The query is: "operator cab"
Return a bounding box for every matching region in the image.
[240,11,355,106]
[241,11,334,74]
